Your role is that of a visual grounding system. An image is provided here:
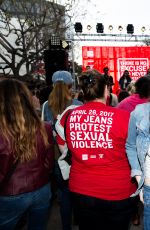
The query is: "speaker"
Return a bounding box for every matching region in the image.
[96,23,104,33]
[126,24,134,34]
[44,49,68,85]
[74,22,82,33]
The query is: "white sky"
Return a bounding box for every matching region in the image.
[67,0,150,64]
[53,0,150,64]
[72,0,150,34]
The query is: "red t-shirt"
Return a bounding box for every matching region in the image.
[56,101,136,200]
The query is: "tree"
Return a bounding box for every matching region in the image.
[0,0,77,79]
[143,39,150,46]
[0,0,4,5]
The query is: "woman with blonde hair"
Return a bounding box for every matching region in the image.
[126,80,136,95]
[0,79,54,230]
[42,70,82,230]
[42,70,82,124]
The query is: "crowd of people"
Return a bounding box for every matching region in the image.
[0,67,150,230]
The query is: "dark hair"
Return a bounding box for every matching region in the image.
[79,70,107,101]
[135,77,150,98]
[122,70,130,76]
[103,67,109,72]
[118,90,129,102]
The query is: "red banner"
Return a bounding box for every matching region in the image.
[82,46,150,92]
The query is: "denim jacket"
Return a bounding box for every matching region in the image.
[41,101,54,124]
[126,102,150,196]
[41,99,83,126]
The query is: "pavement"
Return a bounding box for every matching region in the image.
[47,199,144,230]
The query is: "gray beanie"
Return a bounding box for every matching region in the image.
[52,71,73,85]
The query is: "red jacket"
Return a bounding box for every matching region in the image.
[0,123,54,196]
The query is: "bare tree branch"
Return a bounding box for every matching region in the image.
[143,39,150,46]
[0,0,75,78]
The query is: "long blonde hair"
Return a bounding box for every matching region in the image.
[0,79,48,162]
[48,81,72,118]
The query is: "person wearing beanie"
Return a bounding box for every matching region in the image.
[41,70,82,230]
[41,70,81,121]
[52,71,74,85]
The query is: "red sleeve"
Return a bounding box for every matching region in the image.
[56,135,65,145]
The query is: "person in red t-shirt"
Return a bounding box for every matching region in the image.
[56,70,137,230]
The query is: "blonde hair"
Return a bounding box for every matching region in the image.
[126,81,136,95]
[48,81,72,118]
[0,79,48,162]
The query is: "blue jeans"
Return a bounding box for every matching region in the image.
[54,161,72,230]
[144,185,150,230]
[0,183,51,230]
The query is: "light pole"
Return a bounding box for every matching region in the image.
[70,40,76,90]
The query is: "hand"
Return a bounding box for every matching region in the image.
[139,189,144,204]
